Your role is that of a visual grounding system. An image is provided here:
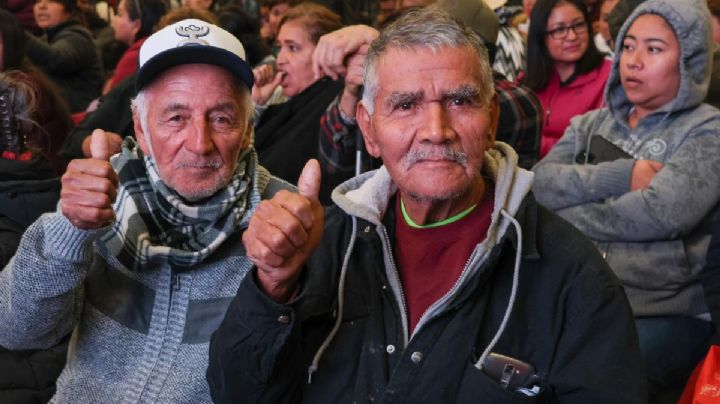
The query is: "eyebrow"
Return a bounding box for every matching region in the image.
[623,34,669,46]
[441,85,482,101]
[549,17,584,28]
[208,102,238,114]
[384,90,424,108]
[161,103,190,115]
[160,102,239,115]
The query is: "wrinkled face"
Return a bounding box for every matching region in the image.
[599,0,619,43]
[134,64,252,202]
[357,46,498,204]
[276,20,318,97]
[544,2,588,64]
[184,0,212,11]
[33,0,72,29]
[620,14,680,115]
[112,0,139,45]
[268,3,289,38]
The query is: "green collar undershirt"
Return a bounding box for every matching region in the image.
[401,198,477,229]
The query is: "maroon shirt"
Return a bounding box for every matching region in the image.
[394,186,494,333]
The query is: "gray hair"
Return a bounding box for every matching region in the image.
[361,6,495,114]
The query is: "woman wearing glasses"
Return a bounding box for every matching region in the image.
[522,0,610,158]
[107,0,166,92]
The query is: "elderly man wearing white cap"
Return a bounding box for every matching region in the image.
[0,19,290,403]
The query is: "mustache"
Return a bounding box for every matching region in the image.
[403,147,468,168]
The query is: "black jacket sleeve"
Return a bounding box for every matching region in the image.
[58,74,136,160]
[207,270,306,404]
[702,213,720,335]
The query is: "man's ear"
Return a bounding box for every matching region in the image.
[485,94,500,150]
[357,101,381,158]
[133,111,149,155]
[240,118,253,150]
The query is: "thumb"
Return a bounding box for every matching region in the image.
[297,159,321,203]
[271,71,283,87]
[90,129,111,161]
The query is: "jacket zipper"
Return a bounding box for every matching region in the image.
[381,226,410,348]
[412,247,482,339]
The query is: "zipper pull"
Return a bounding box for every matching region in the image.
[174,274,180,291]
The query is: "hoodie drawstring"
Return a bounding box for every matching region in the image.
[475,209,523,370]
[307,216,358,384]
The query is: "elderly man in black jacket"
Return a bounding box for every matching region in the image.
[208,6,647,403]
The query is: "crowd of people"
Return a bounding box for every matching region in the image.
[0,0,718,402]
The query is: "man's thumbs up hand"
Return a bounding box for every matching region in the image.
[243,159,325,303]
[297,159,321,203]
[61,129,119,229]
[90,128,111,161]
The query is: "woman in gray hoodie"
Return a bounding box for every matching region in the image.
[532,0,720,401]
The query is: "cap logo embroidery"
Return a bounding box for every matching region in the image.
[175,24,210,46]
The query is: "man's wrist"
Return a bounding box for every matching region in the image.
[256,269,301,304]
[338,90,359,125]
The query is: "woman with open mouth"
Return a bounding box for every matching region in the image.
[251,2,345,205]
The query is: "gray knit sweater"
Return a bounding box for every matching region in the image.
[0,162,284,403]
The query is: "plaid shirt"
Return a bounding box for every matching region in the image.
[318,71,543,174]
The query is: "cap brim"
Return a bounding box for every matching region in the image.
[135,46,255,92]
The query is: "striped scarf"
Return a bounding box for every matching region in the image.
[101,138,268,271]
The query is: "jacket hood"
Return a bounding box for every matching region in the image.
[305,142,534,381]
[331,141,534,236]
[605,0,713,121]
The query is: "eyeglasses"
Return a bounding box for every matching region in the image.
[546,21,587,40]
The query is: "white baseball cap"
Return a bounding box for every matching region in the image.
[136,19,254,91]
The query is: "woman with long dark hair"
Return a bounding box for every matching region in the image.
[522,0,610,157]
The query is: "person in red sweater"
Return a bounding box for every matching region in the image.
[105,0,166,92]
[522,0,610,158]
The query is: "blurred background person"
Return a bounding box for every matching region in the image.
[58,8,218,161]
[105,0,167,93]
[217,4,273,66]
[533,0,720,400]
[25,0,103,113]
[1,9,72,174]
[522,0,610,158]
[488,0,527,81]
[593,0,619,56]
[0,70,69,404]
[252,2,344,204]
[261,0,299,50]
[5,0,41,34]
